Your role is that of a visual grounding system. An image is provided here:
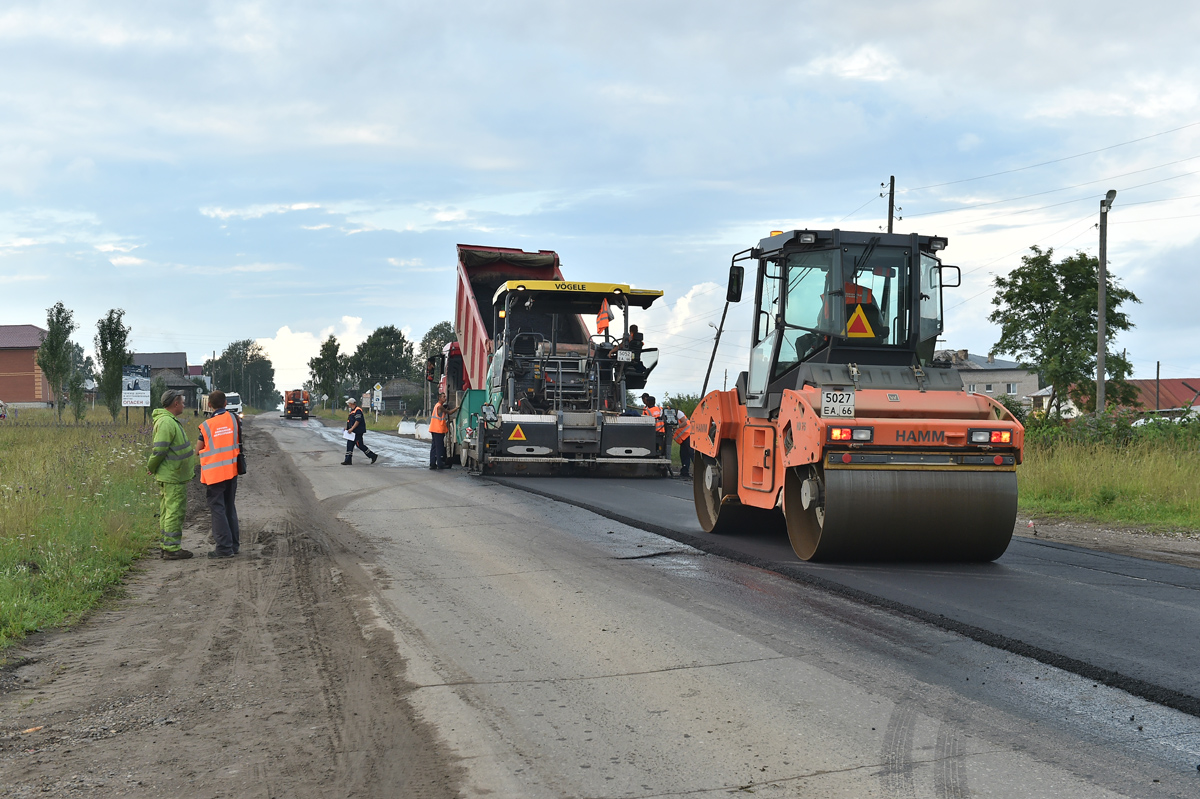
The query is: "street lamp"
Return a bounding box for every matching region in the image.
[1097,189,1117,412]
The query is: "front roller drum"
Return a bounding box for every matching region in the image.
[784,466,1017,562]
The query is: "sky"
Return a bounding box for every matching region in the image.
[3,1,1200,396]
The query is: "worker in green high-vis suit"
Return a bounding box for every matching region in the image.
[147,390,196,560]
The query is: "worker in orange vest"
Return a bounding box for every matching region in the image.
[195,390,242,558]
[640,393,664,432]
[671,404,692,480]
[429,391,450,470]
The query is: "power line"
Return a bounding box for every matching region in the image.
[907,158,1200,218]
[836,194,881,224]
[905,120,1200,192]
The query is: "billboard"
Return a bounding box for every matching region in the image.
[121,365,151,407]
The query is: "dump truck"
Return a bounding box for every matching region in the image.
[283,389,310,419]
[439,244,670,475]
[690,229,1024,561]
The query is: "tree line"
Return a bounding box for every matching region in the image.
[34,303,138,422]
[34,301,284,421]
[307,321,454,403]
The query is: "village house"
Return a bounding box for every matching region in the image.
[0,325,53,407]
[933,349,1040,404]
[132,351,203,407]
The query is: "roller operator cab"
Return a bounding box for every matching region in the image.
[690,229,1024,562]
[457,279,671,476]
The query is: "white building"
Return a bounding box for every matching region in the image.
[933,350,1040,404]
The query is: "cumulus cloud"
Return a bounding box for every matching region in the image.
[256,316,368,391]
[794,45,901,83]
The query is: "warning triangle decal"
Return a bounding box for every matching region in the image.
[846,304,875,338]
[508,424,527,441]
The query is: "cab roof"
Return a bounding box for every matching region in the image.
[492,280,663,311]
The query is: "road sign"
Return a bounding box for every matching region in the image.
[371,390,384,411]
[321,393,329,402]
[374,382,383,392]
[121,365,151,407]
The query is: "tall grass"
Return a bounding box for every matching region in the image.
[0,408,199,648]
[1019,413,1200,530]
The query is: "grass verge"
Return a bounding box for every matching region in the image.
[0,408,200,648]
[1019,440,1200,530]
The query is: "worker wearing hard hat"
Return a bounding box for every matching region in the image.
[341,398,378,465]
[429,391,449,470]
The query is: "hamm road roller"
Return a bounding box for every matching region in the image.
[690,229,1024,561]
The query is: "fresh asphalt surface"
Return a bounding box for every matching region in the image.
[489,474,1200,716]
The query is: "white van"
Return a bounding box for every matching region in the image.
[225,392,244,417]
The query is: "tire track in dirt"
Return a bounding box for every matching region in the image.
[0,417,462,798]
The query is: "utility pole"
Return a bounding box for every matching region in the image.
[879,176,901,233]
[1156,361,1160,411]
[1097,189,1116,412]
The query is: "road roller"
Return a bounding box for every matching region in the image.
[690,228,1024,561]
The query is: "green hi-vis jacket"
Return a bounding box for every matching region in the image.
[147,408,196,483]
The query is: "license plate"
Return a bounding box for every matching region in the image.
[616,350,633,362]
[821,389,855,418]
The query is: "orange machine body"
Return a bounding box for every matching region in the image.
[691,386,1024,511]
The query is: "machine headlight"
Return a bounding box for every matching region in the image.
[799,233,816,244]
[970,431,990,443]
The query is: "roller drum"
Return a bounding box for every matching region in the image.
[785,467,1016,562]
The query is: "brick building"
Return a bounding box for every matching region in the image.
[0,325,53,407]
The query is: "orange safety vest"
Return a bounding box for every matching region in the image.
[597,298,615,335]
[429,402,449,435]
[643,404,664,433]
[672,411,690,443]
[197,410,240,485]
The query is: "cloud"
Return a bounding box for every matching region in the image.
[95,242,138,252]
[109,255,146,266]
[794,46,900,83]
[255,316,368,391]
[200,202,322,220]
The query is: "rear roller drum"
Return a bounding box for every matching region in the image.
[694,441,756,534]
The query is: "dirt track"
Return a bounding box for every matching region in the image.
[0,419,461,798]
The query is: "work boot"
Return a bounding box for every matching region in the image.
[207,550,235,559]
[161,549,193,560]
[341,454,353,465]
[368,452,378,464]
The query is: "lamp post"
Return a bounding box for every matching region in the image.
[1097,189,1116,412]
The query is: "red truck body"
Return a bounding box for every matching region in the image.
[454,244,563,390]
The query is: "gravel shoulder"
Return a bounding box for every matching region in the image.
[1016,515,1200,569]
[0,416,461,798]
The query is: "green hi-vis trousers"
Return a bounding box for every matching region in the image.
[158,481,188,551]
